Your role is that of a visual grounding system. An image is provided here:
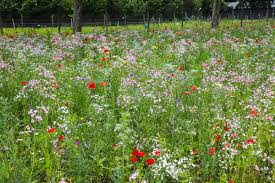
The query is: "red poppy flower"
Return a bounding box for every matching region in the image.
[246,139,254,145]
[191,149,198,155]
[83,37,89,44]
[112,144,119,148]
[169,73,177,77]
[102,57,108,62]
[154,150,161,156]
[52,85,59,89]
[132,149,139,157]
[88,81,96,89]
[178,65,184,72]
[209,147,215,155]
[215,134,222,141]
[184,91,191,96]
[229,179,234,183]
[224,126,230,131]
[58,135,64,141]
[131,157,138,163]
[21,81,27,85]
[236,143,241,149]
[224,142,231,148]
[146,158,155,166]
[58,63,62,69]
[104,49,109,53]
[98,64,104,68]
[52,82,59,89]
[101,81,108,87]
[137,151,146,157]
[189,85,197,92]
[47,127,55,133]
[250,109,258,117]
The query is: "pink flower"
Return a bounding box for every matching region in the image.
[246,139,254,145]
[231,133,237,139]
[202,63,208,68]
[265,116,273,121]
[154,150,161,156]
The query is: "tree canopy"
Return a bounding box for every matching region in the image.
[0,0,272,20]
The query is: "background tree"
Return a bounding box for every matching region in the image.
[54,0,73,32]
[73,0,82,33]
[0,0,18,34]
[211,0,221,29]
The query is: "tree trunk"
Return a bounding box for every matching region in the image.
[57,6,61,33]
[73,0,82,33]
[266,3,269,22]
[181,0,184,28]
[104,8,111,30]
[240,7,244,27]
[21,14,24,27]
[173,11,176,24]
[0,11,3,35]
[211,0,220,29]
[147,11,150,31]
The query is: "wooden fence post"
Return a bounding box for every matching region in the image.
[21,14,24,27]
[12,18,15,29]
[51,15,54,27]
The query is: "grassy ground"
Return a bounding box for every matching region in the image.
[0,19,274,182]
[3,19,275,35]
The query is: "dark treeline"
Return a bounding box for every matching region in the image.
[0,0,273,20]
[0,0,273,33]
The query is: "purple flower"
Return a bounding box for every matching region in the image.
[75,140,81,146]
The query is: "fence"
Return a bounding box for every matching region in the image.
[1,8,275,28]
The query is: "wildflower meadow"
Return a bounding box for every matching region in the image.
[0,21,274,182]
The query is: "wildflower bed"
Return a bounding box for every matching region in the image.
[0,21,274,182]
